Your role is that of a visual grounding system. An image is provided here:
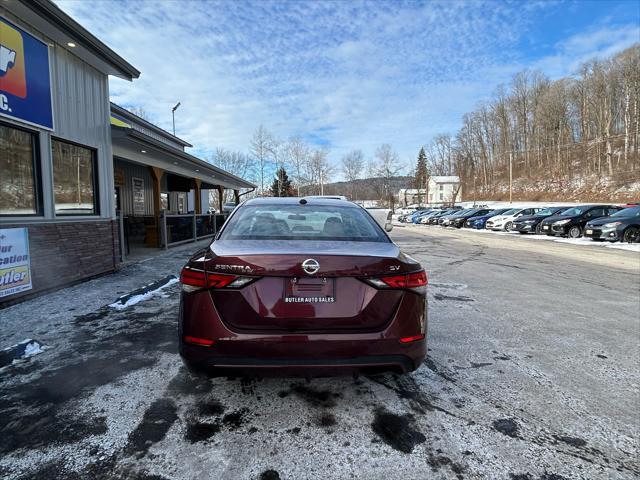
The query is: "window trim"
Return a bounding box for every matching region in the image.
[51,136,100,217]
[0,120,43,217]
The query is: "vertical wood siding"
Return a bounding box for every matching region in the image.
[114,159,155,216]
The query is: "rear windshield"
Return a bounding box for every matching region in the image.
[220,204,389,242]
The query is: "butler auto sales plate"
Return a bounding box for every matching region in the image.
[284,277,335,303]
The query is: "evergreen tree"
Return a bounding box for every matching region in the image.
[270,166,293,197]
[415,147,429,204]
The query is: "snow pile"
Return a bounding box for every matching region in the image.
[0,339,46,368]
[23,341,44,358]
[109,275,179,310]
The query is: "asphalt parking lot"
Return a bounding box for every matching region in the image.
[1,228,638,480]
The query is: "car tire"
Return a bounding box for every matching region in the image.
[504,222,513,231]
[535,224,542,234]
[568,226,582,238]
[622,226,640,243]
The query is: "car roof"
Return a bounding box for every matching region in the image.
[243,197,357,207]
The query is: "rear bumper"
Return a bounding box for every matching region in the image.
[179,289,427,377]
[180,346,424,377]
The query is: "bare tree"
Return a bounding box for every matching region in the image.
[210,148,256,203]
[250,125,273,195]
[430,133,453,175]
[305,149,334,195]
[286,136,310,195]
[267,137,286,197]
[128,106,151,121]
[370,144,403,208]
[341,150,365,200]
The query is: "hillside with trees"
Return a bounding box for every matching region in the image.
[447,45,639,202]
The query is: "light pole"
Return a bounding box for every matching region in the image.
[172,102,181,135]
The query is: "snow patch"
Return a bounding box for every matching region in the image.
[24,341,44,358]
[418,224,640,252]
[0,339,46,368]
[607,243,640,252]
[109,275,179,310]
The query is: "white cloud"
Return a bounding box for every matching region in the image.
[532,23,640,79]
[54,0,638,180]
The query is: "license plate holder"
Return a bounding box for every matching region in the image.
[284,277,336,303]
[586,229,593,235]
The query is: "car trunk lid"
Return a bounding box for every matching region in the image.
[203,240,417,332]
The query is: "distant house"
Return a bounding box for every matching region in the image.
[398,176,461,206]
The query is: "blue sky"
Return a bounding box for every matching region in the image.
[56,0,639,175]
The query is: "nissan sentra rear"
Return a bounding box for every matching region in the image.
[178,197,427,377]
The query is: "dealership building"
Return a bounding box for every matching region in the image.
[0,0,253,304]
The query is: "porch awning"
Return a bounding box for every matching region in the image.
[111,125,255,191]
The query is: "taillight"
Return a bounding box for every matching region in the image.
[364,270,428,293]
[180,267,256,292]
[183,335,215,346]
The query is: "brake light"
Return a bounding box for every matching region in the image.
[183,335,215,346]
[364,270,428,292]
[180,267,245,292]
[380,270,428,289]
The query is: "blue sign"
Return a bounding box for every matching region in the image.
[0,16,53,130]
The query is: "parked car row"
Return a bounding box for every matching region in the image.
[399,204,640,243]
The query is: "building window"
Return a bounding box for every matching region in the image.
[439,192,444,201]
[0,123,41,216]
[52,139,98,215]
[439,184,444,191]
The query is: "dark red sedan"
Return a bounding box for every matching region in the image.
[179,197,427,376]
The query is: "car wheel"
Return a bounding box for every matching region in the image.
[623,226,640,243]
[568,226,582,238]
[535,224,542,234]
[504,222,513,231]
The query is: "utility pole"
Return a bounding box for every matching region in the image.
[509,151,513,204]
[172,102,181,135]
[473,172,476,207]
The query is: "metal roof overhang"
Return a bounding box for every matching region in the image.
[6,0,140,80]
[111,103,192,148]
[111,126,255,190]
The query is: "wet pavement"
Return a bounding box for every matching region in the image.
[0,230,638,480]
